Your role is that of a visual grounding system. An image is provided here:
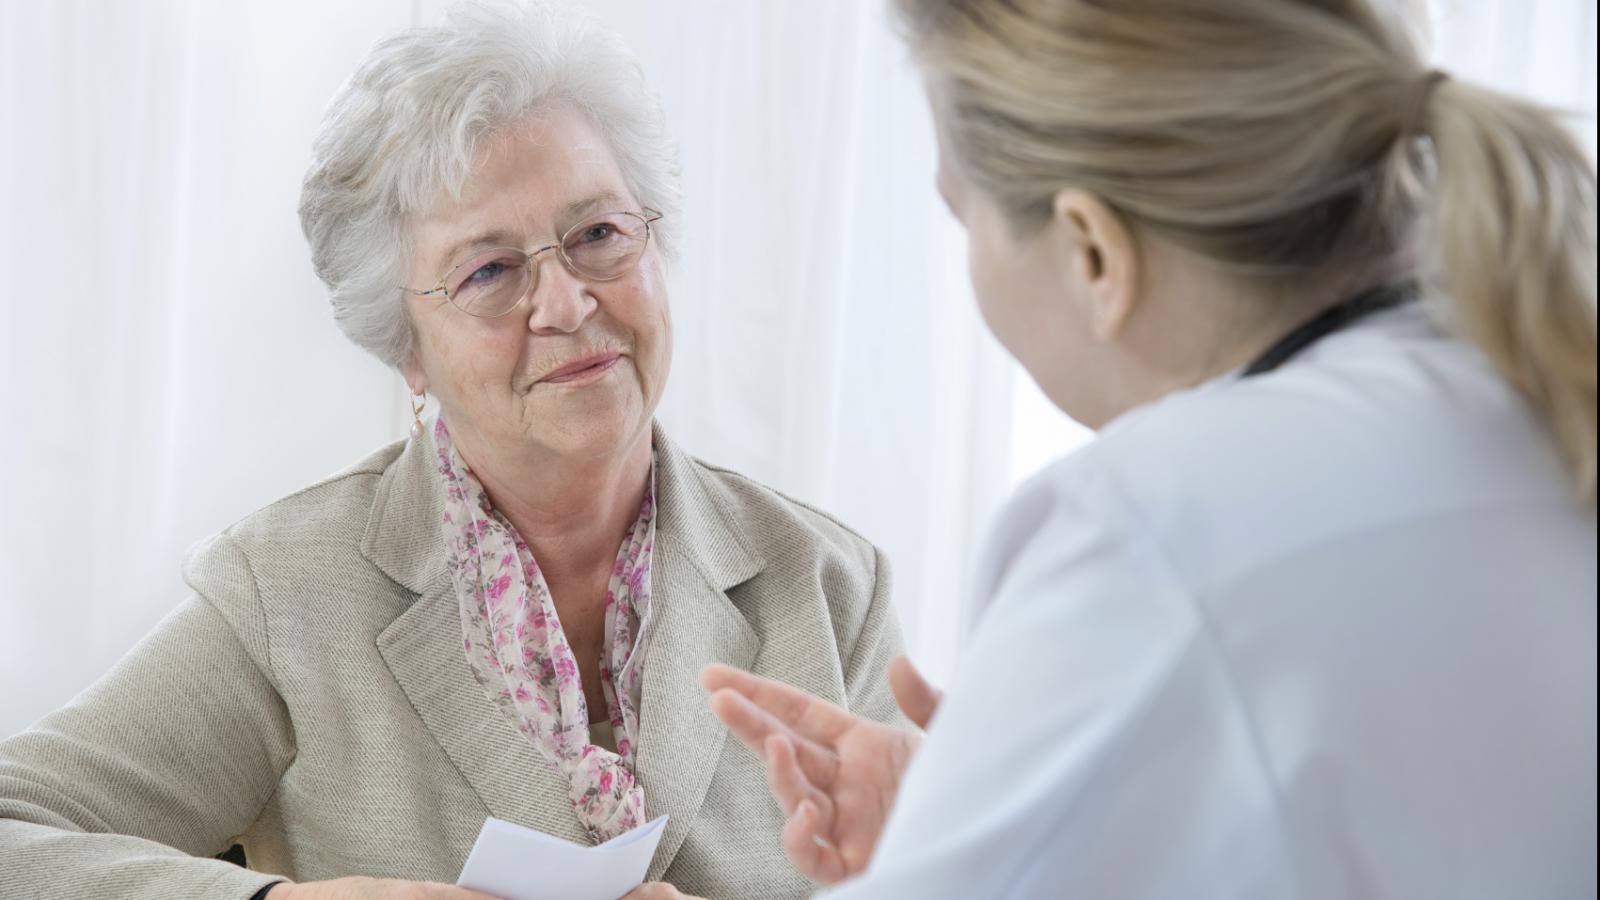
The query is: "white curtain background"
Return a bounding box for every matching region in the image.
[0,0,1011,735]
[1,0,1593,737]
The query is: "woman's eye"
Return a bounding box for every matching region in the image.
[465,261,507,286]
[577,223,618,244]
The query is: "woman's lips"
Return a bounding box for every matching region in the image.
[540,352,622,384]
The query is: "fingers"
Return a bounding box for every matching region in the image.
[706,688,790,754]
[619,883,694,899]
[888,655,943,730]
[781,800,849,886]
[764,733,832,820]
[708,689,840,784]
[423,884,502,899]
[769,736,857,885]
[700,664,854,743]
[278,878,498,899]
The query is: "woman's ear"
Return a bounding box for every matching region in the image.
[400,354,428,396]
[1051,188,1139,341]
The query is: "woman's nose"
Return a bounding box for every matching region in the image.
[524,253,598,334]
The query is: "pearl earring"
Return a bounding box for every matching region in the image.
[410,393,427,439]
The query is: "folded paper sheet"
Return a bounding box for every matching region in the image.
[456,815,670,900]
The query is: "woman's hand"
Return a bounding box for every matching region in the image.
[700,656,942,885]
[264,879,499,899]
[619,883,707,899]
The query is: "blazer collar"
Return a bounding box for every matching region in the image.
[364,421,765,876]
[359,422,765,597]
[635,422,762,878]
[648,421,765,591]
[359,426,451,599]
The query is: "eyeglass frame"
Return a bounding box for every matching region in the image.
[398,207,664,318]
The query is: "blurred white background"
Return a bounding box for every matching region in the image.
[0,0,1593,736]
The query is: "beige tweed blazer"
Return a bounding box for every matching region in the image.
[0,423,905,900]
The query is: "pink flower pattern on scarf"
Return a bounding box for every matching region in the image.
[433,417,655,843]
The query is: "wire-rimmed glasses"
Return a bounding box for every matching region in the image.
[400,208,663,318]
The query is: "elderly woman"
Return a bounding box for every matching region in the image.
[0,5,904,900]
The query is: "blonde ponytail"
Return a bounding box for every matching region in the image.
[1422,81,1597,501]
[896,0,1598,502]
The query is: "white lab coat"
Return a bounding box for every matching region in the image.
[825,304,1597,899]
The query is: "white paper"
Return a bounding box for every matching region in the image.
[456,815,669,900]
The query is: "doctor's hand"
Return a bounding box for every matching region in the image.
[700,656,942,885]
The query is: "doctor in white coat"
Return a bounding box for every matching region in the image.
[683,0,1599,898]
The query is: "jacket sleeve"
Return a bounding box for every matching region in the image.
[0,534,295,899]
[840,545,912,730]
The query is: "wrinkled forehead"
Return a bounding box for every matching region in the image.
[409,105,637,270]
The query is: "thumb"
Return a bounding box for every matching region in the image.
[888,656,942,730]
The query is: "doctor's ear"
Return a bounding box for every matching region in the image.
[1050,188,1139,341]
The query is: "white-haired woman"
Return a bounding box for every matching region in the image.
[0,5,905,900]
[701,0,1597,897]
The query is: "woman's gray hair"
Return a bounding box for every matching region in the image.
[298,0,683,369]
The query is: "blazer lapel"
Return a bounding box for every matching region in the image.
[638,424,764,880]
[364,430,589,845]
[359,423,767,870]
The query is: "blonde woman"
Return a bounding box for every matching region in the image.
[695,0,1598,897]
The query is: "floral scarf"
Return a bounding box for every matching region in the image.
[433,417,655,842]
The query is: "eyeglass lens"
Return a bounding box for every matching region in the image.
[444,211,652,317]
